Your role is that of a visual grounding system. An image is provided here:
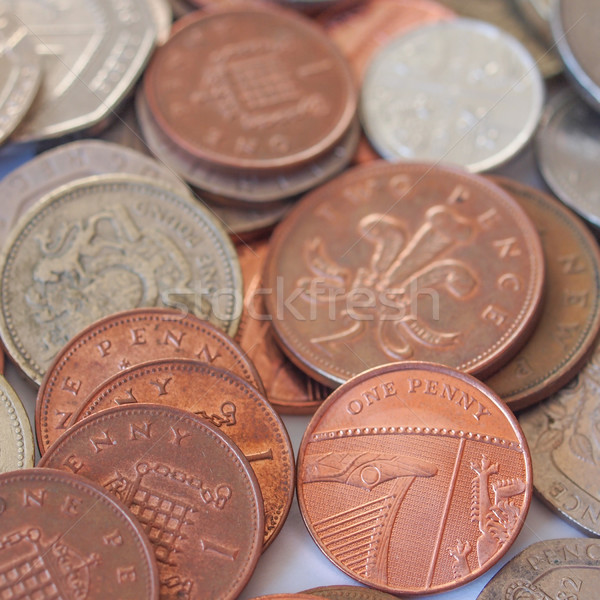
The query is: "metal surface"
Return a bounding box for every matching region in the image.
[0,374,34,471]
[361,19,545,172]
[304,585,401,599]
[513,0,553,42]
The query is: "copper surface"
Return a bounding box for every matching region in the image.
[304,585,402,599]
[250,596,324,600]
[71,358,294,549]
[236,239,331,415]
[297,362,532,595]
[319,0,454,83]
[0,468,159,600]
[353,135,380,165]
[264,162,545,386]
[143,7,356,173]
[485,177,600,410]
[39,404,264,600]
[36,307,264,455]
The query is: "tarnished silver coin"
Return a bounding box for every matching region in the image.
[477,538,600,600]
[361,18,544,172]
[0,174,242,384]
[552,0,600,113]
[513,0,553,43]
[0,10,40,146]
[536,90,600,230]
[520,343,600,536]
[0,375,34,471]
[7,0,156,142]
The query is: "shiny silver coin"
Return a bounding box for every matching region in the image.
[148,0,172,45]
[8,0,156,142]
[361,18,544,172]
[536,89,600,229]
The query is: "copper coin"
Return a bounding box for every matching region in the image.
[39,404,264,600]
[250,596,324,600]
[477,537,600,599]
[297,362,532,595]
[318,0,454,83]
[352,136,380,165]
[71,358,294,550]
[0,468,159,599]
[484,177,600,410]
[36,307,265,455]
[519,343,600,536]
[143,7,356,173]
[264,162,545,386]
[303,585,401,599]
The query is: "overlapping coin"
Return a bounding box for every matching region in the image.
[0,375,34,471]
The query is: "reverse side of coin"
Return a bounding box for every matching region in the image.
[361,19,545,172]
[297,362,532,595]
[39,405,264,600]
[485,177,600,410]
[477,537,600,600]
[36,307,264,454]
[0,374,34,471]
[0,174,243,384]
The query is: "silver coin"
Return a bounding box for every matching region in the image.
[0,375,34,471]
[0,174,242,384]
[7,0,156,142]
[148,0,172,45]
[552,0,600,113]
[513,0,553,43]
[536,89,600,229]
[0,10,40,145]
[361,18,545,172]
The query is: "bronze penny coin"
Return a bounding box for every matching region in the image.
[71,358,294,550]
[303,585,401,599]
[36,307,265,455]
[519,342,600,536]
[297,362,532,595]
[250,596,323,600]
[485,177,600,410]
[264,162,545,386]
[0,468,159,599]
[39,404,264,600]
[236,239,330,415]
[143,7,356,173]
[477,537,600,599]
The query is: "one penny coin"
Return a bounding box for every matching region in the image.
[304,585,401,599]
[71,358,294,550]
[297,362,532,595]
[264,162,545,386]
[484,177,600,410]
[0,468,159,600]
[36,307,264,454]
[39,404,264,600]
[143,7,356,172]
[0,374,34,471]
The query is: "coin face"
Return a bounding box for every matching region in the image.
[39,405,264,600]
[0,10,40,145]
[477,537,600,600]
[0,375,34,471]
[0,468,159,600]
[264,162,545,386]
[36,307,264,454]
[520,344,600,536]
[361,19,545,172]
[72,359,294,550]
[144,7,356,172]
[484,177,600,410]
[8,0,156,141]
[297,362,532,595]
[0,175,243,384]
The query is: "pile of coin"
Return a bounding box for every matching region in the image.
[1,0,600,599]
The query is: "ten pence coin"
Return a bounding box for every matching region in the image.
[484,177,600,410]
[477,537,600,600]
[297,362,532,595]
[39,405,264,600]
[36,307,265,454]
[71,358,294,550]
[0,374,34,471]
[0,174,243,385]
[263,162,545,386]
[0,468,159,600]
[303,585,401,599]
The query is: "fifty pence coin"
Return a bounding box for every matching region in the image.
[264,162,545,386]
[297,362,532,595]
[0,374,34,471]
[361,19,545,172]
[0,468,159,600]
[477,537,600,600]
[39,405,264,600]
[0,174,243,385]
[36,307,264,454]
